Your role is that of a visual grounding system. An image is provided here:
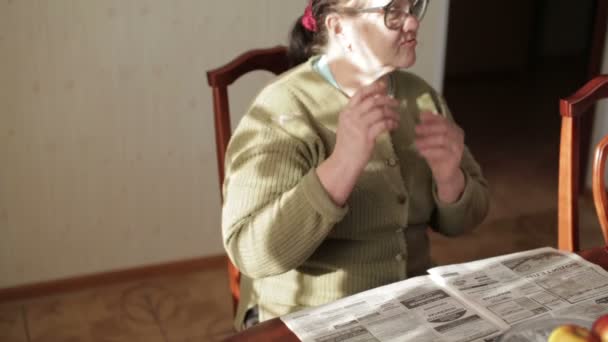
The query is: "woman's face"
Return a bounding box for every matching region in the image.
[341,0,420,73]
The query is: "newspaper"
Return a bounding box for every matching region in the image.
[281,247,608,341]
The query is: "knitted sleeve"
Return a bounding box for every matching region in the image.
[221,84,347,279]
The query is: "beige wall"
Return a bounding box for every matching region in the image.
[0,0,449,288]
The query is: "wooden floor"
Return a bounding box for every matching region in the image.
[0,269,235,342]
[1,59,605,341]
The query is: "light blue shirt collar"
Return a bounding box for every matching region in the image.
[312,55,394,96]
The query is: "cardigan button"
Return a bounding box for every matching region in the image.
[395,254,404,261]
[397,194,407,205]
[386,158,398,167]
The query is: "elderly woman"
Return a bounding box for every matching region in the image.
[222,0,489,329]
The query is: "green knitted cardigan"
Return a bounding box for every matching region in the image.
[221,57,490,329]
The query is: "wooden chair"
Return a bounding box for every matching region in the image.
[592,134,608,248]
[558,75,608,252]
[206,46,289,315]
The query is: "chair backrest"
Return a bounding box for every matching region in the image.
[591,135,608,246]
[206,46,289,315]
[558,74,608,252]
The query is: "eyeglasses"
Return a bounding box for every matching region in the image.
[341,0,429,31]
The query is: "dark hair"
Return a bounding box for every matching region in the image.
[288,0,345,67]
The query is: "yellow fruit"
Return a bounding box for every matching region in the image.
[548,324,599,342]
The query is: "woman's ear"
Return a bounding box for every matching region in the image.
[325,13,342,36]
[326,13,353,52]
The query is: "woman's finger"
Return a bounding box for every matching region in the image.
[360,107,400,128]
[415,120,449,136]
[417,147,450,161]
[354,95,399,117]
[415,134,450,149]
[367,119,398,142]
[348,81,387,108]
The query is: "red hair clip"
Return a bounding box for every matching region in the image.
[301,1,317,32]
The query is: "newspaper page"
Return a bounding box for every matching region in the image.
[281,275,502,342]
[427,247,608,326]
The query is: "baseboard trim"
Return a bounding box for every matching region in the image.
[0,254,228,303]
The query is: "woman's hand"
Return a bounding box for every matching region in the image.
[414,111,466,203]
[334,81,400,172]
[317,81,400,206]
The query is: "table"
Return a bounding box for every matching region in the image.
[222,246,608,342]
